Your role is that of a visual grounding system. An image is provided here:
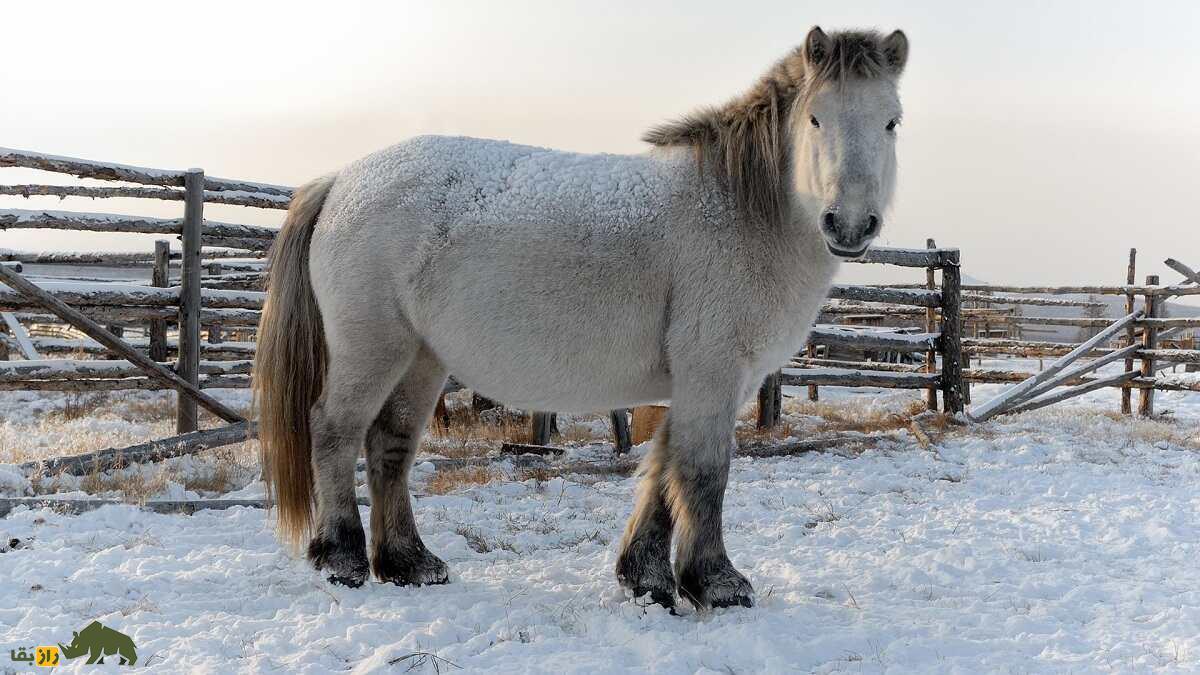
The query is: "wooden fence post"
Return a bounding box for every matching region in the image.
[206,262,223,344]
[1120,248,1137,414]
[924,238,939,411]
[756,370,781,429]
[176,169,204,433]
[1138,274,1159,417]
[530,412,554,445]
[610,409,632,454]
[805,344,819,401]
[149,240,170,362]
[939,249,966,413]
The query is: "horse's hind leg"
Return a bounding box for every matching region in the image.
[616,423,676,608]
[367,345,449,585]
[308,325,417,586]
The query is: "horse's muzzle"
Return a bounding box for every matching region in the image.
[826,242,870,259]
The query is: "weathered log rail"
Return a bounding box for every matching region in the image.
[0,147,293,197]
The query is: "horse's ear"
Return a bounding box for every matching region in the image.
[881,30,909,74]
[804,26,832,67]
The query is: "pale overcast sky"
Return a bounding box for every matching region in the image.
[2,1,1198,296]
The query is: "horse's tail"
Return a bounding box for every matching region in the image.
[254,173,336,549]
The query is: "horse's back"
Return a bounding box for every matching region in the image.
[309,135,681,410]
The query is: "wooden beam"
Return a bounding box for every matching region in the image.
[0,282,264,311]
[1121,248,1137,415]
[1164,258,1200,286]
[1013,343,1140,407]
[808,326,939,353]
[939,250,966,412]
[0,146,293,196]
[0,497,376,519]
[961,284,1200,297]
[0,312,39,359]
[0,262,244,423]
[847,246,959,268]
[609,409,632,454]
[1138,275,1160,417]
[0,359,251,382]
[780,367,939,389]
[756,370,782,429]
[967,310,1142,422]
[0,375,249,392]
[962,293,1107,308]
[21,422,254,476]
[828,285,942,307]
[177,170,205,432]
[149,241,170,362]
[0,208,277,240]
[1007,372,1140,416]
[0,184,290,210]
[924,238,938,411]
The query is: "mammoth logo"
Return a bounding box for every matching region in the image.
[57,621,138,666]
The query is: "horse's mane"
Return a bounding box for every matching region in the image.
[642,29,903,225]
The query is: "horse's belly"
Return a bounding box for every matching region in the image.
[414,259,673,411]
[433,331,672,411]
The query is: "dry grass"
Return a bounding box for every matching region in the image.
[453,525,517,554]
[48,392,114,422]
[424,466,500,495]
[425,404,530,458]
[736,418,800,444]
[787,399,932,434]
[79,467,175,503]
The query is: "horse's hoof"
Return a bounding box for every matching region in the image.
[677,560,755,611]
[616,542,676,609]
[372,545,450,586]
[631,585,676,610]
[308,523,370,588]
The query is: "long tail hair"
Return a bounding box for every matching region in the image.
[253,174,336,548]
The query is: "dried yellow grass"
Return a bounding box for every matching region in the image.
[424,466,499,495]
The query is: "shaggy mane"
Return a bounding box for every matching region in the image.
[643,30,898,225]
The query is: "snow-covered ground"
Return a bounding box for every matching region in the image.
[2,365,1200,673]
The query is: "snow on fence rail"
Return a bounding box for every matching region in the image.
[0,147,293,197]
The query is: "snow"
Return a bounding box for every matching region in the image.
[1,372,1199,672]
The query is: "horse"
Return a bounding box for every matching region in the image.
[254,26,908,611]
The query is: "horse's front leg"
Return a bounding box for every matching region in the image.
[616,427,676,608]
[664,374,754,609]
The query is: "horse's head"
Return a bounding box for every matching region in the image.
[792,27,908,259]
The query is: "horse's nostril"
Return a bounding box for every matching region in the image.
[865,214,880,236]
[822,211,838,233]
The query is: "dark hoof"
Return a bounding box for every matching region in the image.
[616,541,676,610]
[677,559,755,611]
[308,522,369,588]
[372,545,450,586]
[631,585,676,610]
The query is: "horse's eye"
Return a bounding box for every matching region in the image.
[886,119,899,132]
[810,115,820,128]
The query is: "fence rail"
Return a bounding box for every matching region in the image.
[3,149,1196,450]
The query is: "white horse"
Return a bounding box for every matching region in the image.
[254,26,908,610]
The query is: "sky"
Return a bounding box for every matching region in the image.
[2,0,1198,297]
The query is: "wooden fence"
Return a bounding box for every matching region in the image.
[3,148,1197,450]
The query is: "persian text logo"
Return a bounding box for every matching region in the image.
[8,621,137,667]
[7,645,59,667]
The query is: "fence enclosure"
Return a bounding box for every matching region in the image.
[3,148,1198,455]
